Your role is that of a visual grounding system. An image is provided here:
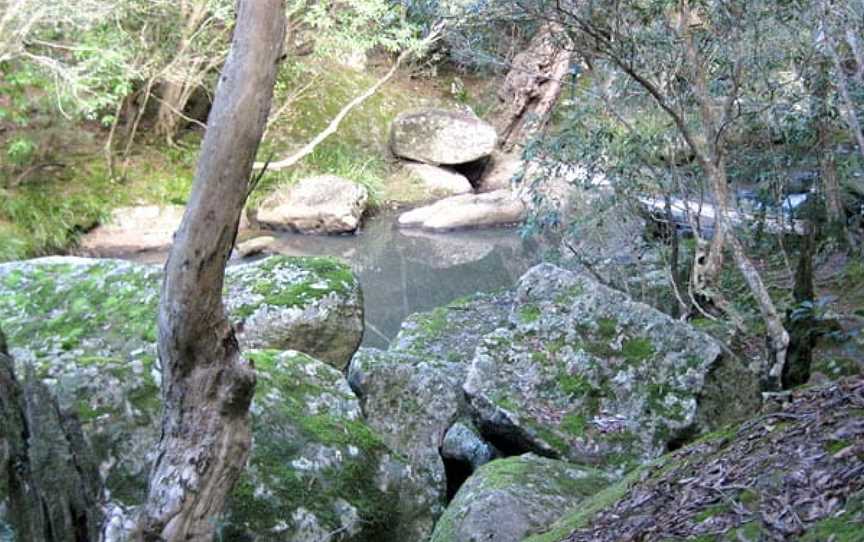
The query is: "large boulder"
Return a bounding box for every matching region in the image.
[463,264,762,471]
[78,205,186,258]
[430,454,611,542]
[403,162,474,196]
[252,175,368,234]
[390,109,497,165]
[347,291,514,528]
[0,255,362,370]
[398,190,526,231]
[226,350,426,541]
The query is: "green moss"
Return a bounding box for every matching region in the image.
[824,439,851,455]
[415,306,450,337]
[228,349,397,538]
[725,520,764,541]
[597,317,618,340]
[812,357,862,378]
[694,502,731,522]
[0,261,159,352]
[799,492,864,541]
[559,373,593,397]
[560,413,587,435]
[621,337,655,363]
[519,303,542,323]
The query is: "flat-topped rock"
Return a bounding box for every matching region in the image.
[398,189,526,231]
[0,254,363,369]
[252,175,368,234]
[78,205,185,257]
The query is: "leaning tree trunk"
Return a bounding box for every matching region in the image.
[0,328,103,542]
[137,1,285,540]
[493,22,572,151]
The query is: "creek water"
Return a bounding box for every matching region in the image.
[240,212,541,349]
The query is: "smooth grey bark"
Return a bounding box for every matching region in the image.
[0,328,102,542]
[137,1,285,540]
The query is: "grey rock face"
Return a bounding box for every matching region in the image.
[252,175,368,234]
[347,291,514,536]
[430,453,611,542]
[390,109,497,165]
[441,422,496,471]
[463,264,761,471]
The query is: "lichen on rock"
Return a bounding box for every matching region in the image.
[463,263,761,471]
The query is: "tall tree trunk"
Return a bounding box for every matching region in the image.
[0,328,103,542]
[784,227,816,388]
[493,22,572,151]
[137,1,285,540]
[154,81,187,143]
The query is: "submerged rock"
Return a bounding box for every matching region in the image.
[252,175,368,234]
[0,255,362,370]
[463,264,761,470]
[430,454,611,542]
[390,109,497,165]
[398,189,526,231]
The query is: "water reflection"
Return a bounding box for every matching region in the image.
[249,213,540,348]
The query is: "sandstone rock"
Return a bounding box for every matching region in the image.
[226,256,363,368]
[463,264,761,471]
[403,162,473,196]
[479,151,523,192]
[390,109,497,165]
[233,235,277,259]
[398,190,526,231]
[430,454,611,542]
[78,205,185,257]
[252,175,368,234]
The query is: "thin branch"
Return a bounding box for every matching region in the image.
[254,22,445,171]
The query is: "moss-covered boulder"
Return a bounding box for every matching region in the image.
[463,263,761,471]
[0,255,362,369]
[0,256,429,540]
[224,350,424,541]
[430,454,611,542]
[526,377,864,542]
[347,291,514,531]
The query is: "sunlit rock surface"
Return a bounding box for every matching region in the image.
[390,108,497,165]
